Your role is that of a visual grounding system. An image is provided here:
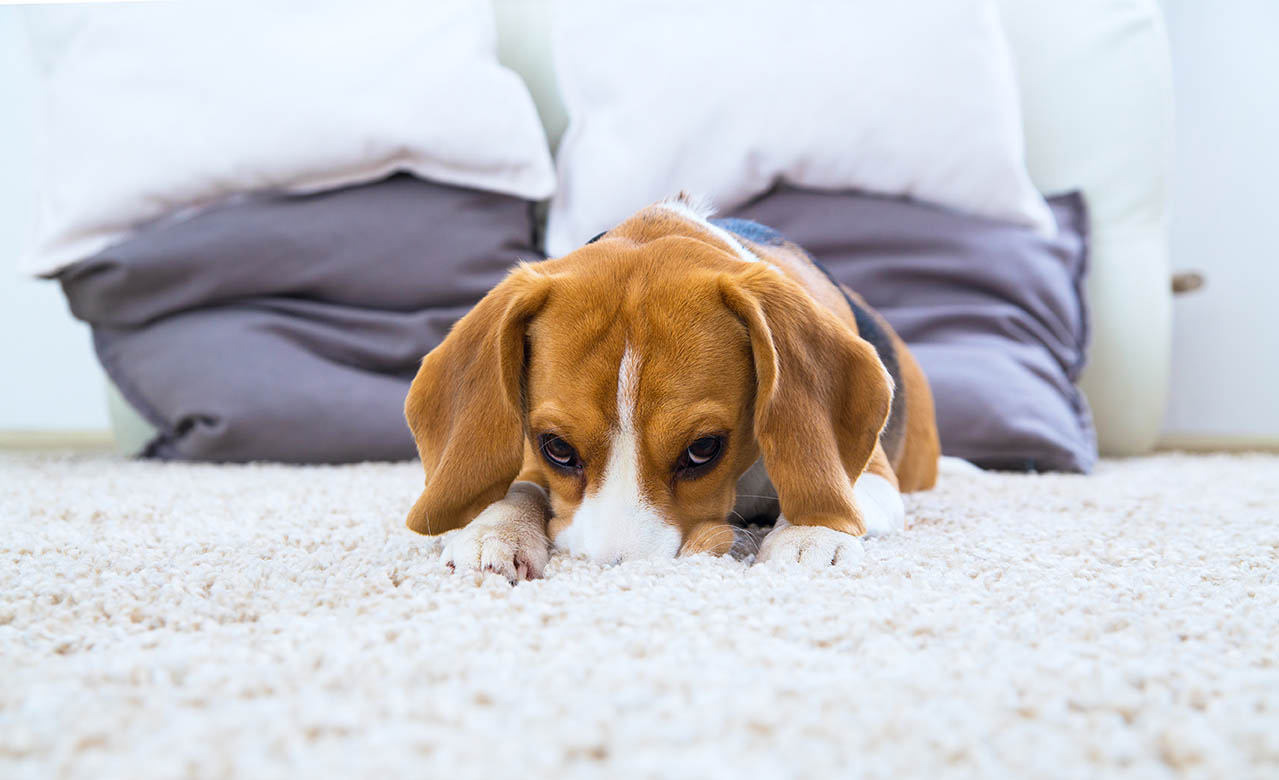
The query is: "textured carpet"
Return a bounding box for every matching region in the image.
[2,452,1277,778]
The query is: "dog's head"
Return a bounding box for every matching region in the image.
[404,198,892,562]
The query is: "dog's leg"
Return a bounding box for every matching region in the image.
[755,446,902,569]
[439,442,551,583]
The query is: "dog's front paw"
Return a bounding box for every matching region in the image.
[755,523,865,570]
[439,503,549,583]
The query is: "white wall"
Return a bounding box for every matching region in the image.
[1159,0,1279,444]
[0,12,108,432]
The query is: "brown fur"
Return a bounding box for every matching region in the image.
[405,199,939,549]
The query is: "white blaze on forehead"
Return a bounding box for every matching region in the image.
[553,345,681,562]
[616,345,642,430]
[657,199,761,265]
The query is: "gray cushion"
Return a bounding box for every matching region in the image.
[727,186,1095,472]
[59,175,537,463]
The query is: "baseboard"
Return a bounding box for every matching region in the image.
[1157,433,1279,453]
[0,430,115,451]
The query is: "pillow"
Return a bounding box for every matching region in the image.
[544,0,1052,256]
[727,186,1095,472]
[22,0,555,276]
[58,175,540,463]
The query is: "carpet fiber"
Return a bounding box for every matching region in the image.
[2,452,1277,778]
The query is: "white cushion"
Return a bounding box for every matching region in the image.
[21,0,556,276]
[544,0,1052,256]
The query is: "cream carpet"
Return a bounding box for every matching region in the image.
[2,452,1277,778]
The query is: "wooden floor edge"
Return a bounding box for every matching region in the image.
[0,430,117,451]
[1156,434,1279,453]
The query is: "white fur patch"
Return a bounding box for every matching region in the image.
[617,345,642,429]
[658,198,761,265]
[854,472,906,537]
[554,346,681,563]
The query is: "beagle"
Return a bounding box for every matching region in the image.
[404,194,940,580]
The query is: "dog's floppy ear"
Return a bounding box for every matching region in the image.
[720,265,892,537]
[404,266,551,535]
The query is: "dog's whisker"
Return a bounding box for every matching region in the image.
[723,517,764,558]
[681,522,741,557]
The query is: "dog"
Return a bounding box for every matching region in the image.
[404,194,940,580]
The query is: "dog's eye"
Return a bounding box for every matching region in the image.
[675,435,724,477]
[539,433,582,470]
[687,436,722,464]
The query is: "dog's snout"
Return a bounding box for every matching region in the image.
[553,508,682,564]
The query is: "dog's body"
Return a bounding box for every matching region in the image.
[405,196,940,579]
